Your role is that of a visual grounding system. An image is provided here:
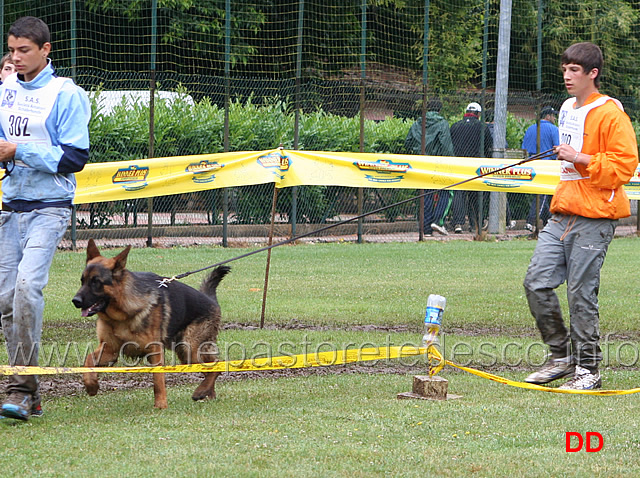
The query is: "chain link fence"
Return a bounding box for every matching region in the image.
[1,1,637,247]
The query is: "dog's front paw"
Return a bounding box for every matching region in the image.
[83,372,99,396]
[84,383,99,396]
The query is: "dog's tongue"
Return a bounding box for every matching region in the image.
[81,309,90,317]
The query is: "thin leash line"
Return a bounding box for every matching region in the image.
[527,148,555,160]
[527,152,555,161]
[0,160,14,181]
[162,150,555,284]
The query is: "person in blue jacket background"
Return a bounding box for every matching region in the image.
[521,106,559,231]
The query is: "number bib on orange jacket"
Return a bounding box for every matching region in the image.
[558,96,613,181]
[551,93,638,219]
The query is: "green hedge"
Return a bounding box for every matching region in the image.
[85,92,563,224]
[88,91,542,163]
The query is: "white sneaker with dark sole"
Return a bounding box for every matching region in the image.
[430,223,449,236]
[525,357,575,384]
[558,366,602,390]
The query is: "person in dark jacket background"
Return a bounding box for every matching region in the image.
[405,99,454,236]
[449,102,493,233]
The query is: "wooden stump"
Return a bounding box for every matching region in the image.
[397,375,461,401]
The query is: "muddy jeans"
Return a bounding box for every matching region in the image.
[523,214,615,371]
[0,207,71,401]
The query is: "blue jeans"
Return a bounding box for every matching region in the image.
[0,207,71,397]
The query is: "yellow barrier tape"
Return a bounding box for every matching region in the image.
[426,344,445,377]
[70,149,563,204]
[428,346,640,396]
[282,150,561,194]
[5,149,640,202]
[0,345,426,376]
[2,344,636,396]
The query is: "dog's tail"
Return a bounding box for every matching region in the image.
[200,265,231,299]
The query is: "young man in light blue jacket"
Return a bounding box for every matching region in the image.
[0,16,90,420]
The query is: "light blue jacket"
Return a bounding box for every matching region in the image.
[0,62,90,209]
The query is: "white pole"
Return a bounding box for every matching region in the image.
[489,0,512,234]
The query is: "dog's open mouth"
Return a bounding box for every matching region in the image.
[81,300,107,317]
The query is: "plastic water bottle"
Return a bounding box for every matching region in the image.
[422,294,446,347]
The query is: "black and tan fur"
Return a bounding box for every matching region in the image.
[72,239,230,409]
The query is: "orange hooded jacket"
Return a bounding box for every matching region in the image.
[550,92,639,219]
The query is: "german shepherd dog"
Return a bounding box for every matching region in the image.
[72,239,230,409]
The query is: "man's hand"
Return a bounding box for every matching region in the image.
[553,144,590,166]
[0,140,16,162]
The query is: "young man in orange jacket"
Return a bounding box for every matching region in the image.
[523,42,639,390]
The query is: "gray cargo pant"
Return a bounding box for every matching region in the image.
[523,214,616,371]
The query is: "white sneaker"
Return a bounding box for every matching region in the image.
[454,225,463,234]
[525,356,575,384]
[507,220,516,230]
[525,223,535,232]
[430,223,449,236]
[558,366,602,390]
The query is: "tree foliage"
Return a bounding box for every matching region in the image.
[3,0,640,98]
[545,0,640,98]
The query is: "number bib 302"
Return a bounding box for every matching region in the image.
[0,75,67,147]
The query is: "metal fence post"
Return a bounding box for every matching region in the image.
[221,0,232,248]
[418,0,430,241]
[146,0,158,248]
[291,0,305,238]
[357,0,367,244]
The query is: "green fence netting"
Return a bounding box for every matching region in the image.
[1,0,638,247]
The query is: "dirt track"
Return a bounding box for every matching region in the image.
[6,321,640,401]
[0,322,510,401]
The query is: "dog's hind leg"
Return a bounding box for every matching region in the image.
[189,340,220,401]
[175,326,220,401]
[192,339,220,401]
[193,371,220,401]
[83,342,119,396]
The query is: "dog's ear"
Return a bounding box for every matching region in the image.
[113,245,132,272]
[86,239,100,262]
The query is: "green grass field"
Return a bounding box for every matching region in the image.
[2,237,640,476]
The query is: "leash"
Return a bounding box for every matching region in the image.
[157,149,555,286]
[0,159,14,181]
